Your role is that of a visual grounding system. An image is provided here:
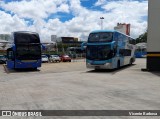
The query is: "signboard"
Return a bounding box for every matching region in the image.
[61,37,78,43]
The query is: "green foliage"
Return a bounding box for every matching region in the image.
[42,42,81,55]
[135,31,147,44]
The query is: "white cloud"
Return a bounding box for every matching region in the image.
[0,11,28,33]
[0,0,148,42]
[99,0,148,38]
[0,0,69,19]
[57,3,69,13]
[95,0,107,6]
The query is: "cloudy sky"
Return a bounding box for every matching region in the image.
[0,0,148,42]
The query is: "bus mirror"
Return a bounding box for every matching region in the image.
[112,50,116,57]
[41,44,46,50]
[113,47,117,55]
[81,42,87,50]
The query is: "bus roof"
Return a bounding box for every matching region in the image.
[90,30,116,33]
[12,31,39,35]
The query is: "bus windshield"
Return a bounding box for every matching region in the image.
[16,44,41,60]
[88,32,113,42]
[14,33,40,44]
[86,45,113,60]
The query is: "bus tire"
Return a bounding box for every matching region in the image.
[117,60,120,69]
[130,58,133,65]
[32,68,37,70]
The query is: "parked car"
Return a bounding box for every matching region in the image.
[41,55,49,63]
[45,54,51,59]
[0,55,7,64]
[49,55,61,62]
[60,55,71,62]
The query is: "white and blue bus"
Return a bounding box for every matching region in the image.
[135,42,147,58]
[82,30,136,70]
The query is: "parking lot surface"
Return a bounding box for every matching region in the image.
[0,59,160,119]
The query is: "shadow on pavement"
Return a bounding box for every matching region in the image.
[149,72,160,77]
[14,68,40,72]
[141,68,160,77]
[5,67,40,74]
[86,64,136,74]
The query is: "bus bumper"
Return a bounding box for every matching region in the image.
[86,63,112,69]
[15,60,41,69]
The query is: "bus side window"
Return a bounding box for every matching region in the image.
[119,49,131,56]
[119,49,124,56]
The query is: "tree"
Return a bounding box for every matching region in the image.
[136,31,147,44]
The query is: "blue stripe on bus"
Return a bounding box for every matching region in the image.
[87,41,115,46]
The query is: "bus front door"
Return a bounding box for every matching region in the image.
[7,49,15,69]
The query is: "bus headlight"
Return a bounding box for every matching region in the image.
[104,63,111,68]
[86,62,90,65]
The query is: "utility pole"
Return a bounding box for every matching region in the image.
[100,17,104,30]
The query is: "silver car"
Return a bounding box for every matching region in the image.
[49,55,61,63]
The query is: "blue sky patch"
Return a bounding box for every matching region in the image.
[24,18,34,26]
[46,12,74,22]
[80,0,104,11]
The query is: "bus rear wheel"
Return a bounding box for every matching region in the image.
[130,58,133,65]
[32,68,37,70]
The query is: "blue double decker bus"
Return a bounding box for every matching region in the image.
[6,31,42,69]
[82,30,136,70]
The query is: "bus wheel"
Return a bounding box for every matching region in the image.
[117,60,120,69]
[130,58,133,65]
[32,68,37,70]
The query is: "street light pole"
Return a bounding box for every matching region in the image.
[100,17,104,30]
[56,42,58,54]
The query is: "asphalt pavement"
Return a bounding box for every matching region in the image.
[0,59,160,119]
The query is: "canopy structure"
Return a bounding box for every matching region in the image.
[0,39,10,50]
[0,39,56,51]
[136,42,147,49]
[41,41,56,51]
[0,39,9,42]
